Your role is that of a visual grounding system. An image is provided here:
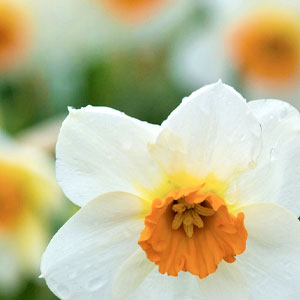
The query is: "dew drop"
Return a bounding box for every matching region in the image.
[92,220,100,227]
[231,182,238,194]
[174,296,194,300]
[240,135,246,142]
[83,263,92,270]
[279,107,288,119]
[68,272,77,280]
[200,105,210,115]
[86,276,106,292]
[121,139,132,151]
[56,284,71,299]
[182,96,189,104]
[48,279,71,299]
[270,148,277,161]
[248,160,257,169]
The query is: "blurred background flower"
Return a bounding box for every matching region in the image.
[0,132,64,299]
[0,0,300,298]
[170,0,300,108]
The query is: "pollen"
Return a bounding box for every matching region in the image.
[138,185,247,279]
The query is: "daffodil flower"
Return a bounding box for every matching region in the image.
[170,0,300,109]
[41,82,300,300]
[0,132,61,293]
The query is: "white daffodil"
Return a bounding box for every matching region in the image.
[0,132,61,294]
[170,0,300,109]
[41,82,300,300]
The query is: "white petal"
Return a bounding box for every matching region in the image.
[113,248,155,300]
[237,202,300,299]
[198,261,249,300]
[148,128,186,174]
[157,82,262,180]
[41,192,144,300]
[128,269,205,300]
[230,100,300,215]
[56,106,163,206]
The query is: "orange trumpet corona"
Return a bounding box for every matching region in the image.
[139,185,247,279]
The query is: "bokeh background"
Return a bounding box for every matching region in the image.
[1,0,300,299]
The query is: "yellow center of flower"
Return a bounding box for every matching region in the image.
[99,0,170,24]
[138,184,247,279]
[229,10,300,82]
[0,1,31,72]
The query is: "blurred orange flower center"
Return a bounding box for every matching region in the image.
[0,170,23,230]
[0,1,31,72]
[230,11,300,82]
[100,0,170,24]
[138,185,247,279]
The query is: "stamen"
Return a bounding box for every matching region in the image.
[172,211,184,230]
[183,223,193,238]
[194,204,215,216]
[171,200,215,238]
[172,203,186,213]
[191,210,204,228]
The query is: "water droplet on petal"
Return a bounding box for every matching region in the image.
[174,296,194,300]
[86,276,107,292]
[48,278,71,299]
[56,284,70,299]
[270,148,277,161]
[83,263,92,270]
[121,139,132,151]
[182,96,189,104]
[68,272,77,280]
[280,107,288,119]
[240,135,246,142]
[248,160,257,169]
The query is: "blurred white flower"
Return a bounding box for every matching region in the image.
[0,132,62,294]
[17,115,67,154]
[170,0,300,109]
[41,82,300,300]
